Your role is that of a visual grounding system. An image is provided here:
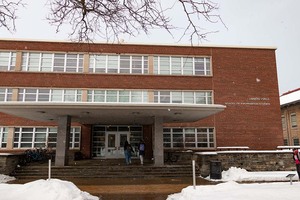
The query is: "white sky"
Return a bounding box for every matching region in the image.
[1,0,300,95]
[1,167,299,200]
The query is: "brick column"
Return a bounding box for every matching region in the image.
[6,127,14,150]
[153,116,164,166]
[55,115,71,166]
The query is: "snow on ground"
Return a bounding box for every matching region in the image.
[0,178,99,200]
[167,167,300,200]
[0,174,15,183]
[1,167,300,200]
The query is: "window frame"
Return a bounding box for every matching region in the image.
[163,127,215,149]
[13,127,81,149]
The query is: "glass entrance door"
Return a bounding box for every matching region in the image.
[106,132,129,158]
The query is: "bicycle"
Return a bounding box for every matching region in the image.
[164,151,179,163]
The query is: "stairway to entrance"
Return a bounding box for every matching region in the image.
[12,159,199,180]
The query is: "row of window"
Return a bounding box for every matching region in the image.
[0,88,214,104]
[22,53,84,72]
[0,126,215,150]
[284,138,299,146]
[89,55,148,74]
[163,128,215,148]
[154,56,211,75]
[0,51,212,76]
[1,127,80,149]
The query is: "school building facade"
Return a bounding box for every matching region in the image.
[0,39,283,166]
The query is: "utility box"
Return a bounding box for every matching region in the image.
[210,160,222,179]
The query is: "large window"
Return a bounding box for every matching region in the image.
[13,127,80,149]
[0,127,8,148]
[154,56,211,76]
[22,52,84,72]
[89,54,148,74]
[163,128,215,148]
[18,88,82,102]
[154,91,213,104]
[0,51,16,71]
[87,90,148,103]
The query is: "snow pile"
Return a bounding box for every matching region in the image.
[167,167,300,200]
[210,167,299,182]
[0,174,15,183]
[0,179,99,200]
[167,181,300,200]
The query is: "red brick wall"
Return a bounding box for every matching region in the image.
[0,40,283,151]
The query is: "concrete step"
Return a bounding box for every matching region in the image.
[12,159,199,179]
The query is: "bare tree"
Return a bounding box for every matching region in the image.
[0,0,224,42]
[0,0,24,32]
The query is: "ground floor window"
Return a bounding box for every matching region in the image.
[13,127,81,149]
[163,127,215,148]
[0,127,8,148]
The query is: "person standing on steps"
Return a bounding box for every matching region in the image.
[138,139,146,165]
[293,148,300,180]
[124,140,130,165]
[124,140,134,165]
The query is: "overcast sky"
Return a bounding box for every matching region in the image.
[1,0,299,95]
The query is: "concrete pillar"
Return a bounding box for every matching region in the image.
[153,116,164,166]
[55,115,71,166]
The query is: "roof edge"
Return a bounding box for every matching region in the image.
[0,38,277,50]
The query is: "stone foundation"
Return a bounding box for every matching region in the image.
[0,153,22,175]
[194,150,295,177]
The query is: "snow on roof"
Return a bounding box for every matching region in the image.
[280,88,300,106]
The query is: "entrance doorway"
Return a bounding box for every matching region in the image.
[106,132,129,158]
[92,125,143,158]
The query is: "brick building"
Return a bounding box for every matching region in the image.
[0,39,283,166]
[280,88,300,145]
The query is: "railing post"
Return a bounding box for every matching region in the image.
[48,159,51,180]
[192,159,196,189]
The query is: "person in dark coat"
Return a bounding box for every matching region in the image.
[124,140,134,165]
[138,139,145,165]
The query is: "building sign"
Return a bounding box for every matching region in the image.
[225,97,271,106]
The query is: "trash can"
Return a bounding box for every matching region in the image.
[210,160,222,179]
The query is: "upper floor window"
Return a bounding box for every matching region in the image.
[87,90,148,103]
[281,115,286,130]
[89,54,148,74]
[291,113,297,128]
[18,88,82,102]
[154,91,213,104]
[154,56,211,76]
[0,51,16,71]
[22,52,83,72]
[0,88,13,102]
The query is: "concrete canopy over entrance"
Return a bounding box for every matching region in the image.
[0,102,225,124]
[0,102,225,166]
